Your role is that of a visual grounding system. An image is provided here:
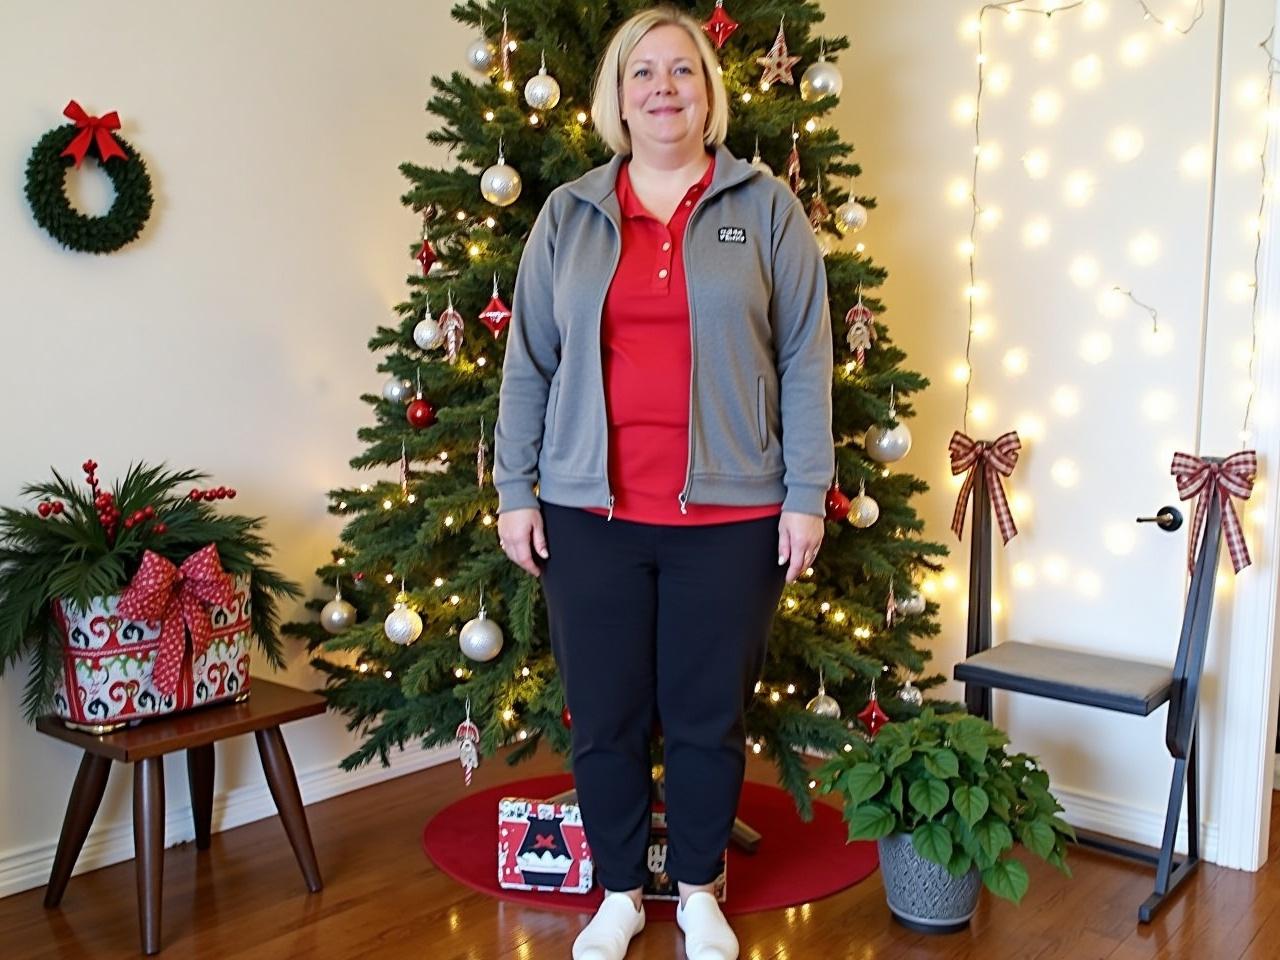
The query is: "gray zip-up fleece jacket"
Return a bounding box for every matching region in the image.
[494,143,834,519]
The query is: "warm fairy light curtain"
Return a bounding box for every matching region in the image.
[823,0,1275,861]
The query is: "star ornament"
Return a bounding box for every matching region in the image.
[701,0,739,50]
[757,17,801,87]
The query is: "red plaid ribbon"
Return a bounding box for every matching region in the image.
[1171,451,1257,574]
[949,431,1021,544]
[59,100,128,168]
[117,545,235,697]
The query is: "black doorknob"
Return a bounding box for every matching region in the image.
[1136,506,1183,532]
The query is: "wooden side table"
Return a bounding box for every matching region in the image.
[36,679,327,955]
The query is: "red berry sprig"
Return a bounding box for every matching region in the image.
[189,485,238,501]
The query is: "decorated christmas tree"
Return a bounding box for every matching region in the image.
[285,0,946,816]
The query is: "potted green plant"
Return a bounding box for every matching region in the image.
[817,708,1073,932]
[0,459,301,729]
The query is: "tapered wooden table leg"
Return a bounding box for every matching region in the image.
[187,744,215,850]
[255,726,322,892]
[133,757,165,955]
[44,751,112,908]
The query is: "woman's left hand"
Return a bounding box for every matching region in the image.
[777,511,825,584]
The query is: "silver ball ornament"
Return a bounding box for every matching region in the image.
[320,597,356,635]
[465,38,496,74]
[898,593,927,616]
[524,68,561,111]
[850,492,880,528]
[413,314,443,350]
[459,608,504,661]
[806,691,842,718]
[382,376,413,404]
[835,199,868,235]
[800,58,844,102]
[864,422,913,463]
[481,160,522,206]
[898,680,923,708]
[384,603,423,646]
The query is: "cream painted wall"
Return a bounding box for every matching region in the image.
[0,0,467,896]
[821,0,1278,866]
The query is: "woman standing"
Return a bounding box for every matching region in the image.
[495,7,832,959]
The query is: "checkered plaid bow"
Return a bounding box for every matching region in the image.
[1171,451,1257,574]
[950,431,1021,544]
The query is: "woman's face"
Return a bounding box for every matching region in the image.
[620,24,710,155]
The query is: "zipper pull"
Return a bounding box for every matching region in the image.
[678,492,689,515]
[607,495,615,521]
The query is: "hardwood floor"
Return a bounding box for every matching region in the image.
[3,745,1278,959]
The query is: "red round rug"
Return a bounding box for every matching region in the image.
[422,774,878,919]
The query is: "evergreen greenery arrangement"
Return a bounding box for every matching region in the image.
[0,460,300,719]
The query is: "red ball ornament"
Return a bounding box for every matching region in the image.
[50,501,64,515]
[153,522,167,535]
[37,502,52,518]
[82,459,98,473]
[189,489,204,500]
[226,488,237,499]
[143,505,155,518]
[406,397,437,429]
[825,483,851,522]
[561,706,572,729]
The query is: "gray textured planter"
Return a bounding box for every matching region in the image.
[877,832,982,934]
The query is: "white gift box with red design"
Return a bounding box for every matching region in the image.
[497,797,594,893]
[50,573,252,727]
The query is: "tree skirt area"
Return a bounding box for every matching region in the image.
[422,773,878,920]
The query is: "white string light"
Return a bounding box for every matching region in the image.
[1242,29,1279,443]
[962,0,1205,431]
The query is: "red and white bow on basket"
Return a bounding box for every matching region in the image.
[1171,451,1257,574]
[949,431,1021,544]
[116,544,235,697]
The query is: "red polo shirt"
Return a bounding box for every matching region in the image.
[583,155,784,526]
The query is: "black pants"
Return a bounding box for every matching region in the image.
[538,501,787,890]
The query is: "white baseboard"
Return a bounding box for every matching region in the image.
[0,743,454,901]
[1055,784,1220,863]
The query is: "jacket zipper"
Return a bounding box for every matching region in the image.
[600,220,622,521]
[677,197,709,516]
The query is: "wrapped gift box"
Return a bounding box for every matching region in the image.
[643,811,727,901]
[498,797,594,894]
[50,573,252,729]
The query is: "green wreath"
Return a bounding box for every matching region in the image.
[24,123,154,254]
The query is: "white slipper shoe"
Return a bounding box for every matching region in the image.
[676,891,738,960]
[572,891,646,960]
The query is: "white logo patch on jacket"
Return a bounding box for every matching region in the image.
[718,226,747,244]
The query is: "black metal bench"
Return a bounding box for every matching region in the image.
[953,454,1222,923]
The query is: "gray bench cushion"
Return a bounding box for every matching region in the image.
[954,641,1174,716]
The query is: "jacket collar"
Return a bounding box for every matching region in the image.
[564,143,759,211]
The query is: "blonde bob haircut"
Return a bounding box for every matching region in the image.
[590,6,730,156]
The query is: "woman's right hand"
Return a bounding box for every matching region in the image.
[497,507,550,577]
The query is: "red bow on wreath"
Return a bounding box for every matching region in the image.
[116,545,235,697]
[949,430,1021,544]
[59,100,128,168]
[1171,450,1257,574]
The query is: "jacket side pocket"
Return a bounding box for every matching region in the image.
[756,376,768,452]
[545,381,562,454]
